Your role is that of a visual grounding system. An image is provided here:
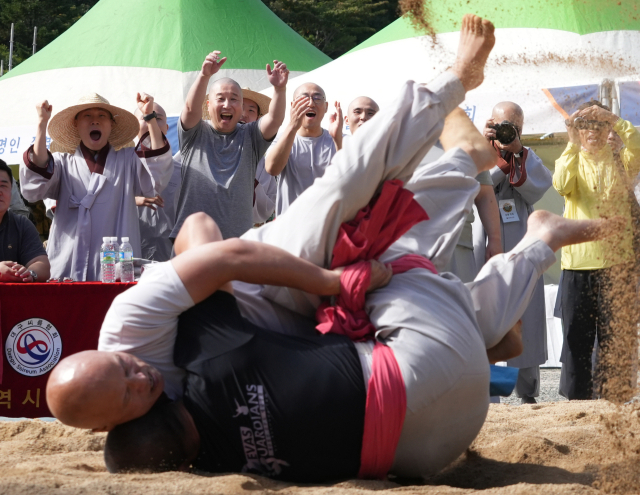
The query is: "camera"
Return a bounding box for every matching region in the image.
[489,120,519,145]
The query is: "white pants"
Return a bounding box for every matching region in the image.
[237,74,555,477]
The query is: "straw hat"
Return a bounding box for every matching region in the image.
[202,88,272,121]
[48,93,139,152]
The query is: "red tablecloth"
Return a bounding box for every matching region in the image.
[0,282,134,418]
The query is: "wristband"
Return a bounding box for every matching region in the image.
[143,111,158,122]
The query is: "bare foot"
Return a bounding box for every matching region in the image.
[450,15,495,92]
[441,108,498,172]
[523,210,625,253]
[487,320,523,364]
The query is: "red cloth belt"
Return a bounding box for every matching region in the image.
[315,180,436,479]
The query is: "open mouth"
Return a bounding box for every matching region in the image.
[89,130,102,142]
[305,111,317,118]
[220,113,233,122]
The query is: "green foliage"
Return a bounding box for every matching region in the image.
[262,0,399,58]
[0,0,98,71]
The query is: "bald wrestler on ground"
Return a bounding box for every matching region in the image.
[46,15,619,481]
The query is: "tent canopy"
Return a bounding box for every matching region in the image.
[3,0,329,79]
[279,0,640,135]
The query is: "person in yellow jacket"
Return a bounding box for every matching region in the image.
[553,100,640,401]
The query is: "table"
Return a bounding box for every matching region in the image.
[0,282,134,418]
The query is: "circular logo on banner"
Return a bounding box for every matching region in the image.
[5,319,62,377]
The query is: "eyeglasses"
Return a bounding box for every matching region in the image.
[299,94,325,103]
[572,117,609,131]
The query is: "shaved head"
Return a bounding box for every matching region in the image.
[346,96,379,135]
[294,82,326,100]
[207,78,243,133]
[46,350,164,431]
[211,77,242,96]
[348,96,379,114]
[492,101,524,128]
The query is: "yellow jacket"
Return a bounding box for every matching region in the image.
[553,118,640,270]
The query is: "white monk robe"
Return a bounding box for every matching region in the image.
[473,147,552,372]
[20,134,173,281]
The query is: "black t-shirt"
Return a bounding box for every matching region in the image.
[174,291,366,483]
[0,210,46,265]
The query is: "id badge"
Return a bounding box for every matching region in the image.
[499,199,520,223]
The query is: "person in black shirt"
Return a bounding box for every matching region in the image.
[0,160,49,282]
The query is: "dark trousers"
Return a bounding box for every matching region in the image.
[559,269,608,400]
[559,266,637,401]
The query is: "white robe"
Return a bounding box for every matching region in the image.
[473,148,553,368]
[138,153,182,261]
[20,140,173,281]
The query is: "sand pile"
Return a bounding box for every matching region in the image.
[0,400,639,494]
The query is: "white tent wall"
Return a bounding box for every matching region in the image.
[268,29,640,134]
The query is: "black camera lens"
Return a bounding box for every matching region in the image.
[490,120,518,145]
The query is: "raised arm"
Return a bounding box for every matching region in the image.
[181,51,227,131]
[553,112,581,197]
[328,101,344,151]
[264,96,309,176]
[32,101,53,167]
[259,61,288,140]
[136,93,164,150]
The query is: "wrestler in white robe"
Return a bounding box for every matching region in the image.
[473,149,552,378]
[20,136,172,281]
[138,152,182,261]
[100,74,555,476]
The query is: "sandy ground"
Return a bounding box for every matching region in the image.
[1,395,640,495]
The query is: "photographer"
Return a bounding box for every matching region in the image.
[476,102,552,404]
[554,101,640,401]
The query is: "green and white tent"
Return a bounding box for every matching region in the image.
[282,0,640,135]
[0,0,330,163]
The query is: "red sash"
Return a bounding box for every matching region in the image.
[315,180,435,479]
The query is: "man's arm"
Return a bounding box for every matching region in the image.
[265,96,309,176]
[171,238,391,304]
[181,51,227,131]
[258,61,288,141]
[475,184,502,260]
[137,93,164,150]
[26,255,50,281]
[31,101,53,167]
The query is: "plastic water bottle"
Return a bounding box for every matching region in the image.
[100,236,116,283]
[119,237,135,283]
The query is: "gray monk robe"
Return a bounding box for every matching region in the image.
[20,135,173,281]
[474,146,552,369]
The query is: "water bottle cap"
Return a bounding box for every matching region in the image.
[111,237,118,242]
[122,237,129,242]
[103,237,109,242]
